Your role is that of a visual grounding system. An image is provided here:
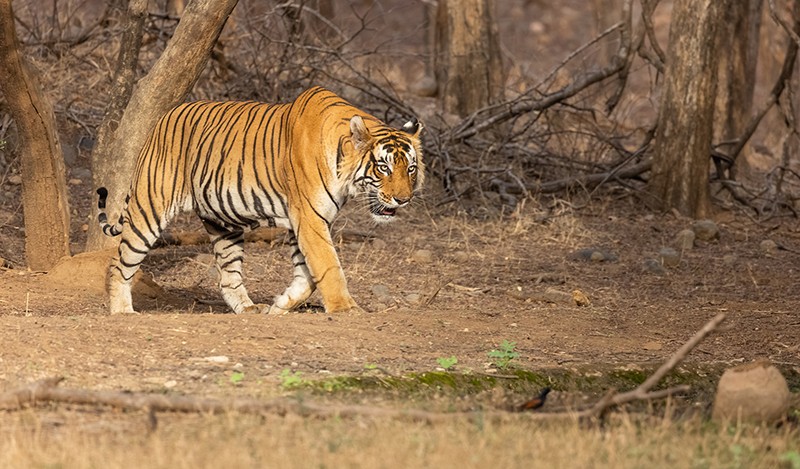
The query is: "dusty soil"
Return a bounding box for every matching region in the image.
[1,199,798,404]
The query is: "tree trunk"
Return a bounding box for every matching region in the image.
[0,0,71,270]
[714,0,763,179]
[648,0,731,218]
[592,0,623,64]
[86,0,239,251]
[434,0,504,117]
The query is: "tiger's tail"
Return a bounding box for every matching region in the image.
[96,187,125,237]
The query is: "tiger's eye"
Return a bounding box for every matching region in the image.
[377,164,390,175]
[408,165,417,175]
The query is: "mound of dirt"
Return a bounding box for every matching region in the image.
[46,248,169,302]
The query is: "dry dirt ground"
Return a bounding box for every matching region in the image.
[0,198,799,404]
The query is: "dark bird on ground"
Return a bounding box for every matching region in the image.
[517,387,551,412]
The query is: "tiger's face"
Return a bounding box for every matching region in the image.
[350,116,424,221]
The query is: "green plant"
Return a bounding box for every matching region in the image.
[436,356,458,370]
[279,369,304,389]
[781,450,800,469]
[487,340,519,369]
[229,370,245,384]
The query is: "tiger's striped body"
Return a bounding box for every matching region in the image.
[97,86,423,314]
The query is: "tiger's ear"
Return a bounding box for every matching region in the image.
[350,116,373,152]
[402,118,422,137]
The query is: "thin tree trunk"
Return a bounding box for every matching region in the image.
[714,0,763,179]
[434,0,504,117]
[0,0,71,270]
[648,0,731,218]
[87,0,147,251]
[593,0,623,64]
[86,0,238,251]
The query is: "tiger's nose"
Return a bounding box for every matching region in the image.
[393,196,412,206]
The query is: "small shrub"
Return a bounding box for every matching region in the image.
[436,356,458,370]
[487,340,519,369]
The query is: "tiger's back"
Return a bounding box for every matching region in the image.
[98,87,423,315]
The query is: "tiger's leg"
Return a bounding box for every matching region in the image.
[107,217,160,314]
[201,218,258,314]
[291,212,364,314]
[269,231,316,314]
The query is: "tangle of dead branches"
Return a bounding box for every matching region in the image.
[5,0,800,222]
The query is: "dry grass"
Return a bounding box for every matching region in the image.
[0,409,797,468]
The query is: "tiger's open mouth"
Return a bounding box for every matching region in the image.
[369,197,398,219]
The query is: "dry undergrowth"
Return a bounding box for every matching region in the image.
[0,410,797,469]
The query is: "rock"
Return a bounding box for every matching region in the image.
[452,251,470,263]
[543,287,573,305]
[722,254,737,267]
[643,258,666,275]
[692,219,720,241]
[508,286,528,300]
[572,289,591,306]
[7,174,21,185]
[69,167,92,181]
[68,178,82,186]
[404,293,422,304]
[371,238,387,250]
[675,229,695,251]
[410,249,434,263]
[658,247,680,268]
[568,248,595,261]
[371,284,391,301]
[204,356,230,363]
[712,360,791,424]
[568,248,618,262]
[760,239,778,256]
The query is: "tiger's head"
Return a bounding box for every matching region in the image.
[349,115,424,221]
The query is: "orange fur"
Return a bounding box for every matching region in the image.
[97,87,423,314]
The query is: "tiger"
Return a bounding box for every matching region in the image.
[96,86,424,315]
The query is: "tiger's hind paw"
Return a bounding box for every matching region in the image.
[241,304,269,314]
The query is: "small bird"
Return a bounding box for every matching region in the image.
[517,387,551,412]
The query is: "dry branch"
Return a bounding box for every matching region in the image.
[0,313,726,425]
[449,0,634,141]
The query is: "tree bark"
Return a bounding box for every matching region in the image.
[593,0,623,64]
[0,0,71,270]
[714,0,763,179]
[86,0,239,251]
[434,0,504,117]
[648,0,731,218]
[87,0,147,251]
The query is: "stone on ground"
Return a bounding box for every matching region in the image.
[712,360,791,424]
[692,219,720,241]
